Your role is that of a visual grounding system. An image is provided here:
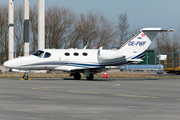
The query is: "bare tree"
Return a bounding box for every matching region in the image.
[32,6,119,50]
[0,5,8,64]
[118,12,129,46]
[74,12,99,48]
[155,32,180,52]
[93,13,118,49]
[63,16,82,49]
[45,6,75,49]
[29,4,38,53]
[73,12,117,49]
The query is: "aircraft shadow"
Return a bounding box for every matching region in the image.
[63,78,113,81]
[63,78,158,81]
[10,78,158,81]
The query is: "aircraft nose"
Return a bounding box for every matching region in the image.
[4,60,13,68]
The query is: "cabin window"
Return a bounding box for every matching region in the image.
[32,50,44,58]
[74,52,79,56]
[65,52,70,56]
[44,52,51,58]
[82,52,88,56]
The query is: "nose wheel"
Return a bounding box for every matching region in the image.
[21,73,31,80]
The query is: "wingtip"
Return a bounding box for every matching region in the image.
[168,29,175,32]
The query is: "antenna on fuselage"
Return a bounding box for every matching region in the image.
[83,45,88,49]
[99,46,103,50]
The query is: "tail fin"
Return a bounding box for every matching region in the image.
[118,28,174,60]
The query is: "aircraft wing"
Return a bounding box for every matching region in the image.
[127,59,143,63]
[127,59,143,62]
[54,65,106,72]
[70,68,105,72]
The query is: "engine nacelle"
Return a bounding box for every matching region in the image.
[97,50,124,61]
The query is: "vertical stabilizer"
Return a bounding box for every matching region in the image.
[118,28,174,60]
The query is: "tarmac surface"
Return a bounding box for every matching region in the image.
[0,78,180,120]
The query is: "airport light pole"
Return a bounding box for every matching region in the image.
[8,0,14,60]
[38,0,45,50]
[24,0,29,56]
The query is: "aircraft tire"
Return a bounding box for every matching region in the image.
[74,73,81,80]
[23,74,29,80]
[86,74,94,80]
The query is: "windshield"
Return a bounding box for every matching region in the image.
[32,50,44,58]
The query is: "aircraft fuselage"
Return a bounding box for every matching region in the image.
[4,49,125,72]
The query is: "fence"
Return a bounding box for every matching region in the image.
[120,51,180,73]
[160,52,180,73]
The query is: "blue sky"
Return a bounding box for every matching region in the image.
[2,0,180,29]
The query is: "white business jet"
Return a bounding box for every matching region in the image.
[4,28,174,80]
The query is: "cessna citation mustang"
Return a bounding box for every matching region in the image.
[4,28,174,80]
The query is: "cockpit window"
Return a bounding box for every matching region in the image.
[32,50,44,58]
[44,52,51,58]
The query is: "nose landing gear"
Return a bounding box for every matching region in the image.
[20,73,31,80]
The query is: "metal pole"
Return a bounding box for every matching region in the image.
[146,52,148,71]
[38,0,45,50]
[155,50,157,65]
[179,52,180,68]
[158,52,161,73]
[8,0,14,60]
[24,0,29,56]
[172,52,174,68]
[155,50,157,70]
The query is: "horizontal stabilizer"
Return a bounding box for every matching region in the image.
[141,28,175,32]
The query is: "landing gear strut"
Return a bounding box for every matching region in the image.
[70,71,94,80]
[84,71,94,80]
[86,73,94,80]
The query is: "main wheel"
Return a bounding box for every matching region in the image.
[86,74,94,80]
[74,73,81,80]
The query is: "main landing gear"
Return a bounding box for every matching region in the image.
[84,71,94,80]
[86,73,94,80]
[70,71,94,80]
[70,72,81,80]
